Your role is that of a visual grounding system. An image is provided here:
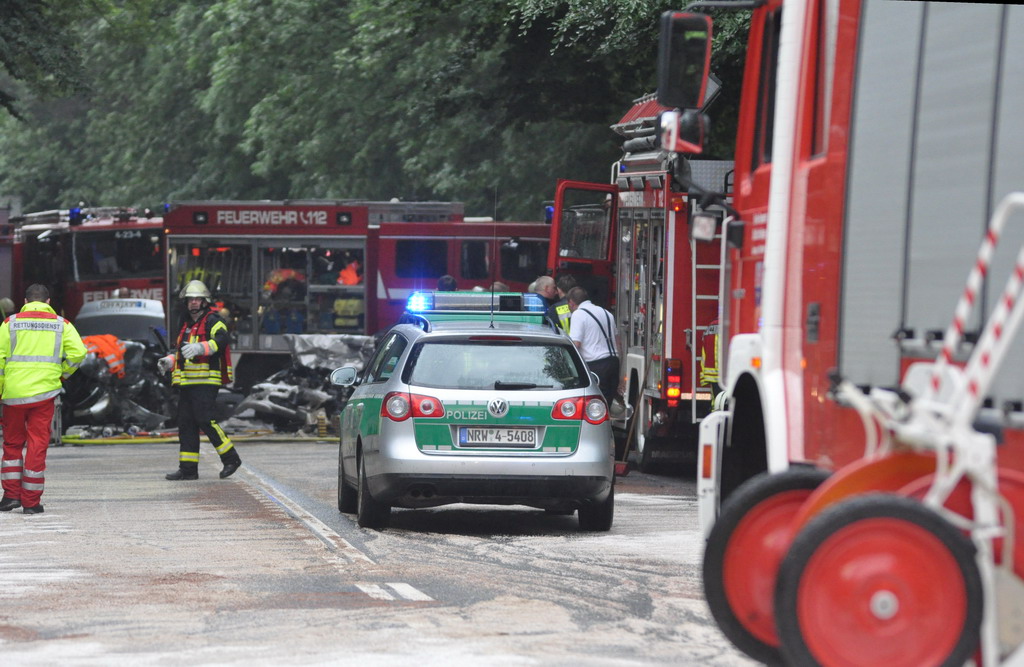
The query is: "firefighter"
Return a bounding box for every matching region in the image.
[700,319,721,398]
[0,284,87,514]
[550,274,577,333]
[157,280,241,480]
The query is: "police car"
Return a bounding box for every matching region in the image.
[330,291,614,530]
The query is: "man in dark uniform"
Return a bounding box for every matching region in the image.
[157,280,242,480]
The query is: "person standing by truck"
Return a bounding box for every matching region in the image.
[0,284,87,514]
[157,280,241,481]
[567,286,620,404]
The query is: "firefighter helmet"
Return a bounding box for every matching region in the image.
[180,280,212,300]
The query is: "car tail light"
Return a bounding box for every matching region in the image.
[382,392,445,421]
[382,392,411,421]
[410,394,445,418]
[552,396,608,424]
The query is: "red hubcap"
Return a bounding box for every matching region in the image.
[797,517,968,666]
[723,490,811,645]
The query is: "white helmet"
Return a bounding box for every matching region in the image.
[179,280,212,300]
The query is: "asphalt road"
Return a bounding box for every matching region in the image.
[0,439,755,666]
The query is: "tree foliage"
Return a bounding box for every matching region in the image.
[0,0,750,218]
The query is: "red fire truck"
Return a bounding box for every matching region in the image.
[547,98,731,472]
[657,2,1024,665]
[163,200,550,387]
[10,207,165,318]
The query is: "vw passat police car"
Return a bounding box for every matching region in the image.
[331,291,614,531]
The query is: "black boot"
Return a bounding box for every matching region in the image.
[219,459,241,479]
[22,504,44,514]
[165,468,199,481]
[0,496,22,511]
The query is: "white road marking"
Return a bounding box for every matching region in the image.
[356,583,394,600]
[232,465,374,564]
[386,582,434,601]
[355,582,434,602]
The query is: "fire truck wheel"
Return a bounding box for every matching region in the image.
[702,467,830,664]
[775,494,982,667]
[337,441,357,514]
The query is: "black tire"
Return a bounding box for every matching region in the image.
[337,441,357,514]
[356,452,390,529]
[774,494,982,667]
[637,429,660,473]
[578,484,614,531]
[703,467,830,665]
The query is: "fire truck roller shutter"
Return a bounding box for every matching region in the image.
[839,3,1024,411]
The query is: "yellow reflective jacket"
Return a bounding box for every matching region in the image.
[0,302,87,405]
[171,310,233,386]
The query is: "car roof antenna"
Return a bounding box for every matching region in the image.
[489,215,497,329]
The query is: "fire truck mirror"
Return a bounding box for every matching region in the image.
[657,11,712,110]
[657,109,706,155]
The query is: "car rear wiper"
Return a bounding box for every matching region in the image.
[494,380,553,390]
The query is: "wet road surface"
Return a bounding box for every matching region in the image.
[0,441,755,666]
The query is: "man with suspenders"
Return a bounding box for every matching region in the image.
[567,286,620,404]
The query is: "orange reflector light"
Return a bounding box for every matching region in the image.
[751,356,762,369]
[701,444,713,479]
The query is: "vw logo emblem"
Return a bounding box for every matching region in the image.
[488,397,509,418]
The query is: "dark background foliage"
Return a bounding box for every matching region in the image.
[0,0,748,219]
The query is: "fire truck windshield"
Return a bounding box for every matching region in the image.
[73,229,163,280]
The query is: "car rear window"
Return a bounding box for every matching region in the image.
[404,340,587,390]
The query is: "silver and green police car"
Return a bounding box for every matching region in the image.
[331,291,614,531]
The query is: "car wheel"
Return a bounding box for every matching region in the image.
[337,441,357,514]
[356,452,390,529]
[578,484,614,531]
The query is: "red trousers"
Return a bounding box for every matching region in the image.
[1,398,56,507]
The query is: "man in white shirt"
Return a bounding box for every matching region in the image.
[567,286,619,403]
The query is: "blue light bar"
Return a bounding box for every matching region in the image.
[407,292,434,312]
[406,290,547,314]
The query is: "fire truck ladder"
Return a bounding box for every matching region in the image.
[690,233,721,425]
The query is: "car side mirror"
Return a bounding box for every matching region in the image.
[330,366,359,387]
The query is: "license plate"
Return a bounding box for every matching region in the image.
[458,426,537,448]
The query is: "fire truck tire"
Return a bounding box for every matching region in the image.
[637,430,659,474]
[703,467,830,664]
[775,494,982,667]
[337,442,357,514]
[356,452,391,529]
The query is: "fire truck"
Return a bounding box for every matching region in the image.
[163,200,550,388]
[656,1,1024,665]
[9,207,165,318]
[547,98,732,472]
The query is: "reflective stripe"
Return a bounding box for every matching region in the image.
[2,389,61,403]
[1,459,23,467]
[179,452,200,462]
[214,426,235,454]
[24,468,44,477]
[22,482,44,491]
[8,355,62,363]
[1,472,22,480]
